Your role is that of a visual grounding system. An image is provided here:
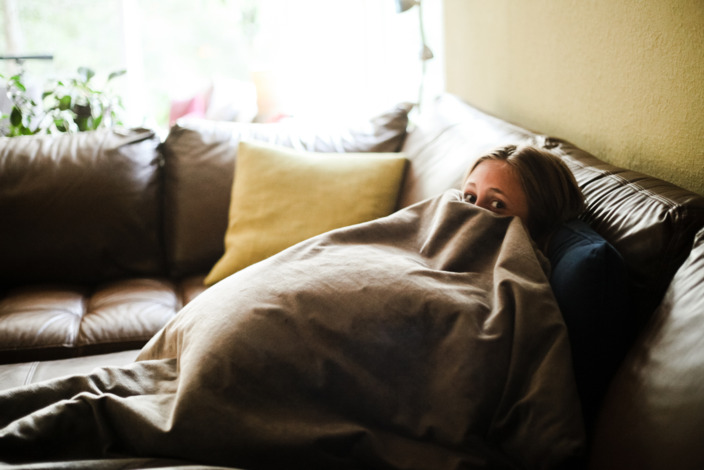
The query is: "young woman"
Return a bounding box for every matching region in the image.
[463,144,633,437]
[461,144,585,251]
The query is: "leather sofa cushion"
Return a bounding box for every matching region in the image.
[0,349,138,390]
[397,94,539,209]
[0,276,207,364]
[0,128,163,285]
[161,103,412,278]
[591,229,704,470]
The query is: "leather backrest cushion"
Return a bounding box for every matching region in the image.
[548,138,704,319]
[590,229,704,470]
[398,94,539,209]
[162,103,411,277]
[0,128,163,285]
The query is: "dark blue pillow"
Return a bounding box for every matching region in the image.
[547,219,634,432]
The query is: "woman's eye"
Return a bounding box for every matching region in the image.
[464,193,477,204]
[490,200,505,210]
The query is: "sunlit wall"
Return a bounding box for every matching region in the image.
[443,0,704,196]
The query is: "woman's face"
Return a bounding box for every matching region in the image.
[462,159,530,225]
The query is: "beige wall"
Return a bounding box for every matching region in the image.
[443,0,704,196]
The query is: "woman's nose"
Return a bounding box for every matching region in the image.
[474,196,489,210]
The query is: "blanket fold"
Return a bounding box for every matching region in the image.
[0,190,585,469]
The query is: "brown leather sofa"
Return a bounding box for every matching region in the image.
[0,105,411,365]
[1,94,704,469]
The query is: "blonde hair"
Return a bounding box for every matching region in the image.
[465,145,585,242]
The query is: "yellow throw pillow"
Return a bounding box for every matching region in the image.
[204,140,407,285]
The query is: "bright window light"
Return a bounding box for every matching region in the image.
[1,0,443,131]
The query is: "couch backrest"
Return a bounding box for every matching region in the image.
[160,104,411,278]
[0,128,164,285]
[397,94,539,209]
[399,94,539,208]
[549,138,704,321]
[399,94,704,322]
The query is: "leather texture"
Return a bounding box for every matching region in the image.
[397,95,539,209]
[589,229,704,470]
[0,276,206,363]
[549,138,704,321]
[0,349,138,390]
[0,128,164,285]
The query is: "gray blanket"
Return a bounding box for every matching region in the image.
[0,190,585,469]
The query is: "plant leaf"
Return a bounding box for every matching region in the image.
[107,69,127,82]
[59,95,72,111]
[10,75,27,92]
[76,116,88,132]
[10,107,22,127]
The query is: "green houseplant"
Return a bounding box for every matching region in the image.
[0,67,126,136]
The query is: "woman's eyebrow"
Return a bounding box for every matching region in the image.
[486,187,507,197]
[463,183,508,198]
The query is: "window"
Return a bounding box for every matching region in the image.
[1,0,443,130]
